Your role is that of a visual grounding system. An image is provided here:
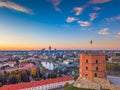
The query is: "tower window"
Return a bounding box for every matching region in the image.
[95,73,97,77]
[96,60,98,64]
[85,74,88,77]
[86,67,88,70]
[96,67,98,71]
[86,59,88,63]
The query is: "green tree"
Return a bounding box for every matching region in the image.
[8,75,17,84]
[0,82,2,87]
[74,74,79,81]
[20,70,30,82]
[3,71,8,77]
[16,74,21,83]
[31,69,37,78]
[50,73,57,78]
[10,71,16,75]
[64,82,70,89]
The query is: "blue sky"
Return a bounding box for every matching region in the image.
[0,0,120,50]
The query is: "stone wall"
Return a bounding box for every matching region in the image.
[73,77,101,90]
[74,77,120,90]
[109,84,120,90]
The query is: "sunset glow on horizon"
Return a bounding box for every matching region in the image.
[0,0,120,50]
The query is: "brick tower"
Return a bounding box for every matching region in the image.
[80,53,107,80]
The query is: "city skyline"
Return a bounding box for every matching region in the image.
[0,0,120,50]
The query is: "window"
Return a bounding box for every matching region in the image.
[86,59,88,63]
[85,74,88,77]
[96,67,98,71]
[95,73,97,77]
[85,74,88,78]
[96,60,98,64]
[86,67,88,70]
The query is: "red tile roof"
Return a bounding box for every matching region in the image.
[0,76,73,90]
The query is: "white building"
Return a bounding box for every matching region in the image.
[63,60,73,65]
[0,76,74,90]
[108,56,120,63]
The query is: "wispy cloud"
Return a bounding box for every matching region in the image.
[73,7,84,16]
[98,28,110,35]
[117,32,120,35]
[89,13,97,21]
[72,0,110,15]
[106,15,120,22]
[66,17,77,23]
[115,32,120,38]
[93,7,101,11]
[89,0,111,4]
[48,0,62,12]
[77,21,90,27]
[0,1,32,14]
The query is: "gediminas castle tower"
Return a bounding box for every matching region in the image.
[80,53,107,80]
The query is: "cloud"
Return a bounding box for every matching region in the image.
[89,13,97,21]
[117,32,120,35]
[72,0,110,15]
[93,7,101,11]
[77,21,90,27]
[98,28,110,35]
[73,7,83,16]
[89,0,111,4]
[0,1,32,14]
[106,15,120,22]
[66,17,77,23]
[48,0,62,12]
[115,32,120,38]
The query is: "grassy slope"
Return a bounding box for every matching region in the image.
[66,85,94,90]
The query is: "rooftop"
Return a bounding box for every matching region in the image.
[0,76,73,90]
[81,53,105,56]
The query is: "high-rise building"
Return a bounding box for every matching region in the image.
[49,46,51,51]
[49,46,51,54]
[80,53,107,80]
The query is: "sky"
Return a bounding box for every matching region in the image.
[0,0,120,50]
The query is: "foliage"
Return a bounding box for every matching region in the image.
[106,63,120,71]
[64,82,70,89]
[74,74,79,81]
[20,70,30,82]
[8,75,18,84]
[0,82,2,87]
[30,69,37,78]
[3,71,8,77]
[106,62,120,76]
[65,84,94,90]
[50,73,57,78]
[16,74,21,83]
[9,71,16,75]
[34,78,41,81]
